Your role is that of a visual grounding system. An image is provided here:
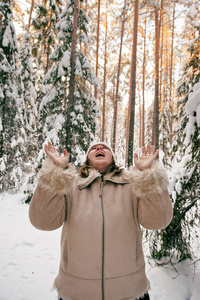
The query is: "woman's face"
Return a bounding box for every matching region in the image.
[88,144,113,173]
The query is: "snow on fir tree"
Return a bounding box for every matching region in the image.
[31,0,64,86]
[0,0,27,191]
[20,30,37,131]
[159,83,200,263]
[171,2,200,163]
[18,29,40,194]
[159,98,171,168]
[166,80,200,259]
[185,81,200,139]
[39,0,100,165]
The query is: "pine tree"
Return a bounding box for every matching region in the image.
[0,0,27,191]
[39,0,100,165]
[112,0,127,151]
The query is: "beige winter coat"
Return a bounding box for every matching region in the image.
[29,158,173,300]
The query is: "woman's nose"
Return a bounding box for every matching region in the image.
[96,146,103,151]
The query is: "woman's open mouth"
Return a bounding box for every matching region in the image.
[96,152,105,157]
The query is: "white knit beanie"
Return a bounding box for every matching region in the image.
[85,141,116,163]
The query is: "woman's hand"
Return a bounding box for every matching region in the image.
[44,142,69,168]
[134,144,159,171]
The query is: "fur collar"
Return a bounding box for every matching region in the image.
[77,168,131,190]
[38,158,169,197]
[77,161,169,197]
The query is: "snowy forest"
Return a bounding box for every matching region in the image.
[0,0,200,298]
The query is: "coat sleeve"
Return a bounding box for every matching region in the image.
[29,158,76,231]
[129,161,173,230]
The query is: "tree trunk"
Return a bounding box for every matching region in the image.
[84,0,88,56]
[152,1,161,150]
[125,94,130,166]
[139,95,142,148]
[169,2,175,145]
[66,0,79,154]
[142,16,147,147]
[0,93,5,157]
[28,0,35,29]
[101,5,107,141]
[46,9,52,73]
[127,0,139,167]
[112,0,126,152]
[94,0,100,100]
[159,0,163,104]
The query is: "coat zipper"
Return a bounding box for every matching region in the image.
[100,175,105,300]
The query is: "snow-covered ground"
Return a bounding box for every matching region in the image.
[0,192,200,300]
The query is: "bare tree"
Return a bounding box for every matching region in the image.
[127,0,139,167]
[101,6,108,141]
[169,1,175,145]
[142,16,147,147]
[112,0,127,151]
[152,0,162,150]
[28,0,34,29]
[94,0,101,100]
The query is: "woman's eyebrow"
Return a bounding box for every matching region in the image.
[90,145,109,151]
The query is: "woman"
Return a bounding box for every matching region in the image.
[29,141,173,300]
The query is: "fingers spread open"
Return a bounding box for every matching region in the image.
[150,145,155,155]
[142,146,146,156]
